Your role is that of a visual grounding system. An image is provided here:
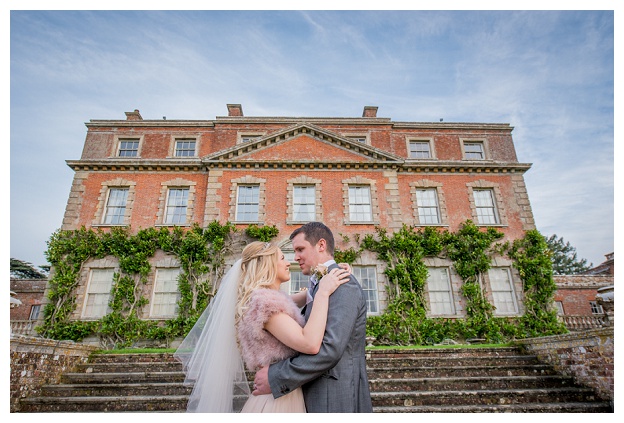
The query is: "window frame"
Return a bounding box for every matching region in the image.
[487,267,519,315]
[237,131,266,144]
[343,133,370,145]
[461,139,487,160]
[407,138,434,159]
[292,185,316,222]
[415,188,441,225]
[115,137,142,158]
[164,187,190,225]
[29,304,41,320]
[174,138,197,157]
[102,187,129,225]
[81,268,114,319]
[352,265,380,315]
[149,267,181,319]
[283,268,309,296]
[426,267,456,316]
[473,188,500,225]
[235,184,261,222]
[589,301,604,315]
[348,185,373,223]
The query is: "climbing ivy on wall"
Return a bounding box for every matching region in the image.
[360,221,566,345]
[39,222,279,348]
[40,219,564,348]
[507,229,568,337]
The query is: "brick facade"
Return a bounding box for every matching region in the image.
[553,275,613,315]
[53,105,538,323]
[10,279,46,321]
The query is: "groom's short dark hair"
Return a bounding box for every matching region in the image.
[290,222,335,256]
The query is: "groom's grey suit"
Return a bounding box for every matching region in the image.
[267,262,373,412]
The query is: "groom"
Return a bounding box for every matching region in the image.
[252,222,373,412]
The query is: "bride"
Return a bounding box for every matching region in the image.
[174,241,350,412]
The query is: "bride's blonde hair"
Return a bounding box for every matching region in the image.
[235,241,280,327]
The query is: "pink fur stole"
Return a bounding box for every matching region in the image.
[237,288,305,371]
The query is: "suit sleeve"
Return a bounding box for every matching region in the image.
[267,275,363,398]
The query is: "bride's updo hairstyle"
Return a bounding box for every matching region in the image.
[235,241,279,326]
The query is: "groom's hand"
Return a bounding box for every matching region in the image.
[252,366,271,396]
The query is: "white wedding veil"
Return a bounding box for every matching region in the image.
[174,259,250,412]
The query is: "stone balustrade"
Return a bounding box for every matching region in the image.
[10,320,39,336]
[560,314,607,331]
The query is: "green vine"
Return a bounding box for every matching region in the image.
[362,221,565,345]
[444,222,503,340]
[507,229,567,337]
[245,224,279,242]
[40,221,276,348]
[40,219,564,348]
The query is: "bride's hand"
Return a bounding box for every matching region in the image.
[338,262,352,274]
[317,268,350,296]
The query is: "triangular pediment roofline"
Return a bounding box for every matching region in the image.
[202,122,404,164]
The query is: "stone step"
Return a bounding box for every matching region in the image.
[366,347,522,359]
[61,363,556,383]
[19,395,189,412]
[61,371,186,384]
[366,355,540,368]
[19,347,613,413]
[87,353,180,364]
[369,375,578,392]
[76,361,183,374]
[371,386,602,407]
[374,402,614,413]
[368,363,556,378]
[39,382,192,397]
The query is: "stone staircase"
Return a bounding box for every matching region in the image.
[18,347,613,413]
[367,347,612,412]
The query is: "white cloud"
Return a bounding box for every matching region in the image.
[9,9,615,268]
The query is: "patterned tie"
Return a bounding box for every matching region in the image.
[306,275,317,305]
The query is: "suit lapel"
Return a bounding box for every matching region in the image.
[303,263,338,319]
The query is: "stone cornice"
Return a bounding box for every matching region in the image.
[401,160,532,174]
[214,116,393,125]
[85,120,215,128]
[393,122,513,131]
[67,158,531,173]
[66,159,203,172]
[85,118,512,132]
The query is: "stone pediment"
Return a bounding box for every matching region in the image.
[203,123,403,168]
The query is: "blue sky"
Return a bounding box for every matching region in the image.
[7,4,617,270]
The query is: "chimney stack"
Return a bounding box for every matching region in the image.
[362,106,378,118]
[125,109,143,121]
[227,104,244,117]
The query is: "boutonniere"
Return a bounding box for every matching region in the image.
[313,264,328,281]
